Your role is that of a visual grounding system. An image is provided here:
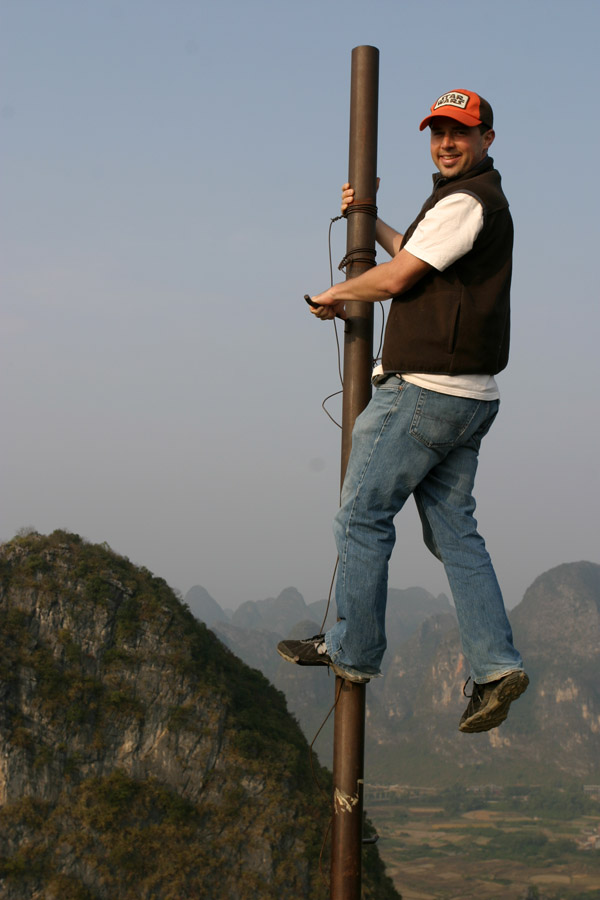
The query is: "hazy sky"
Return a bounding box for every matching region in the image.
[3,0,599,613]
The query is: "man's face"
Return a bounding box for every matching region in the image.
[429,116,495,179]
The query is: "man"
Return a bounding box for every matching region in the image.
[278,90,528,733]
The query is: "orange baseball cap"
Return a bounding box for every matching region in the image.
[419,90,494,131]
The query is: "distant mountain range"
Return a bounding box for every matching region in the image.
[186,561,600,787]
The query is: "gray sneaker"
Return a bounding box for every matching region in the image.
[276,634,370,683]
[459,670,529,733]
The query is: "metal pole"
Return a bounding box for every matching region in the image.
[330,44,379,900]
[340,45,379,474]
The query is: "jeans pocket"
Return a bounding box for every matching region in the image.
[375,374,403,390]
[409,388,481,448]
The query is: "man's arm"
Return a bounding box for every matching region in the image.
[311,181,431,321]
[376,219,404,257]
[309,249,432,320]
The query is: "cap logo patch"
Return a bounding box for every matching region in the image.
[433,91,470,111]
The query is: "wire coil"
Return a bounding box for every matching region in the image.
[338,202,378,271]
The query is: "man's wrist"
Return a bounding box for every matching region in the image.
[313,286,339,306]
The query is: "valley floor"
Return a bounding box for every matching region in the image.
[365,800,600,900]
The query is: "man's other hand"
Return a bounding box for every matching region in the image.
[341,183,355,215]
[341,178,379,215]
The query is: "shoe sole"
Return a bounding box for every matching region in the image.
[328,662,370,684]
[276,643,369,683]
[459,671,529,733]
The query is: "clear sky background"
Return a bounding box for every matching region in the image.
[2,0,599,613]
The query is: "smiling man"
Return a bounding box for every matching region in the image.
[278,90,528,734]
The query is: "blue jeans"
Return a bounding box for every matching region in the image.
[324,376,523,685]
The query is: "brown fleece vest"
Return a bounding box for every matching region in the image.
[382,156,513,375]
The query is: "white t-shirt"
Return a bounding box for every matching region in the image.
[395,192,500,401]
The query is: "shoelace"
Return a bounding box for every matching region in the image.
[303,635,329,655]
[462,678,485,701]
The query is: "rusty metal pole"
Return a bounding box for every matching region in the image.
[330,45,379,900]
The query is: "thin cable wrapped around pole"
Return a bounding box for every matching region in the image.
[330,44,379,900]
[338,203,378,269]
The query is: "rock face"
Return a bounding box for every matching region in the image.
[508,561,600,777]
[0,531,399,900]
[206,588,452,771]
[363,561,600,785]
[193,562,600,787]
[183,584,229,627]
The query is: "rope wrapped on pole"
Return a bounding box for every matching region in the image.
[338,247,377,271]
[344,202,378,218]
[339,203,378,270]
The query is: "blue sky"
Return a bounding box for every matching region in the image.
[2,0,599,612]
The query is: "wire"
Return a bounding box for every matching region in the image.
[327,214,345,414]
[328,214,344,285]
[321,212,387,428]
[318,557,338,636]
[310,676,343,801]
[313,678,344,888]
[311,206,387,673]
[374,299,386,363]
[306,208,386,866]
[321,391,342,430]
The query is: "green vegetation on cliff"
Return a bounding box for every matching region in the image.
[0,530,399,900]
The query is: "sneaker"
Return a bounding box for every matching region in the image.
[276,634,370,684]
[459,670,529,733]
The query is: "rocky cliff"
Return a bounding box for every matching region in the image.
[366,561,600,785]
[192,584,452,768]
[190,563,600,788]
[0,531,399,900]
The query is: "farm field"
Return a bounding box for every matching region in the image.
[365,794,600,900]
